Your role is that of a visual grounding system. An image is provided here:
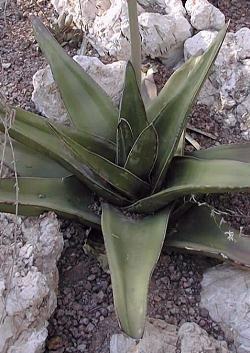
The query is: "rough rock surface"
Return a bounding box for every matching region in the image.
[185,0,225,31]
[139,12,192,66]
[32,55,126,123]
[88,3,192,63]
[110,319,230,353]
[110,318,178,353]
[164,0,187,16]
[0,212,63,353]
[51,0,191,65]
[88,0,192,61]
[184,28,250,139]
[51,0,112,27]
[201,265,250,353]
[179,322,230,353]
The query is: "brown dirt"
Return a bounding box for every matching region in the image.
[0,1,249,353]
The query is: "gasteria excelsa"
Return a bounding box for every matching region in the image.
[1,1,250,339]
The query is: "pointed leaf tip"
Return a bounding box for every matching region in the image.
[101,203,172,338]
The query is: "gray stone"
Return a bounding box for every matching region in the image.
[179,322,230,353]
[110,319,231,353]
[184,28,250,139]
[0,212,63,353]
[51,0,191,65]
[89,8,192,64]
[185,0,225,31]
[32,56,126,124]
[139,12,192,66]
[51,0,111,28]
[110,318,178,353]
[201,265,250,353]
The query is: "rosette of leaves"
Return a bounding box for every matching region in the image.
[1,13,250,339]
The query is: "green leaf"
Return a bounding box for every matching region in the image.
[0,176,100,228]
[0,106,127,206]
[125,156,250,213]
[116,118,134,167]
[125,124,158,180]
[0,105,116,161]
[101,203,171,339]
[49,123,150,200]
[0,140,70,177]
[119,62,148,139]
[189,143,250,162]
[32,16,118,141]
[166,205,250,267]
[175,130,185,156]
[149,25,228,192]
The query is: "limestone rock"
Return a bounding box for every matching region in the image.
[184,28,250,139]
[164,0,187,16]
[110,319,230,353]
[138,0,186,16]
[0,212,63,353]
[110,318,178,353]
[88,4,192,64]
[32,66,68,124]
[32,56,126,124]
[185,0,225,31]
[179,322,230,353]
[139,12,192,66]
[51,0,111,28]
[201,265,250,353]
[51,0,191,65]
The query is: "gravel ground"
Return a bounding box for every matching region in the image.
[0,1,249,352]
[45,219,226,353]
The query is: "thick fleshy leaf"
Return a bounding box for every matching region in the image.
[189,143,250,162]
[0,140,70,177]
[101,203,171,339]
[49,123,150,200]
[116,118,134,167]
[166,205,250,267]
[175,131,185,156]
[119,62,148,139]
[32,16,118,141]
[148,25,228,192]
[125,156,250,213]
[0,105,127,205]
[0,105,116,160]
[125,124,158,180]
[0,176,100,228]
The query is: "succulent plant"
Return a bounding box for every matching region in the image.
[1,4,250,339]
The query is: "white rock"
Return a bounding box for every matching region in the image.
[110,318,178,353]
[0,212,63,353]
[110,319,230,353]
[138,0,186,16]
[51,0,191,64]
[184,28,250,138]
[185,0,225,31]
[179,322,230,353]
[201,265,250,353]
[32,67,68,124]
[139,12,192,65]
[165,0,186,16]
[87,0,138,59]
[184,30,217,59]
[32,56,126,124]
[8,328,48,353]
[51,0,111,27]
[88,3,192,64]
